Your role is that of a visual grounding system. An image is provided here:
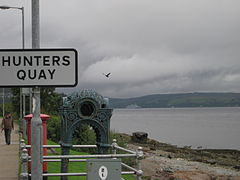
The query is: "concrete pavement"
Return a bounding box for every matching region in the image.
[0,120,19,180]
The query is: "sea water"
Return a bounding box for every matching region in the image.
[111,107,240,149]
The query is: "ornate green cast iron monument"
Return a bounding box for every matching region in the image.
[59,89,113,178]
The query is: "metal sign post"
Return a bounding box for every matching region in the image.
[31,2,78,179]
[31,0,42,179]
[31,87,42,180]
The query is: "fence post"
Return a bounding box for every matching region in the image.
[20,148,29,180]
[136,147,143,180]
[20,139,25,151]
[112,139,117,157]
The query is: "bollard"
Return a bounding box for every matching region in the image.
[136,147,143,180]
[20,148,29,180]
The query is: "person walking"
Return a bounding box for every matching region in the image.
[1,113,14,145]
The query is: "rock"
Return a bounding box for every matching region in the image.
[132,132,148,143]
[163,167,174,173]
[233,165,240,170]
[206,159,217,165]
[150,144,157,150]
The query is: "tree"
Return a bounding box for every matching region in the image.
[11,87,63,117]
[40,88,63,115]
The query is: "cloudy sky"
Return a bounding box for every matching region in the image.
[0,0,240,98]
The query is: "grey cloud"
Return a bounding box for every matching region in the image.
[1,0,240,97]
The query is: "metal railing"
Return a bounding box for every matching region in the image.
[20,139,143,180]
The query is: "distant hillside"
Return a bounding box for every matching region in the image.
[109,92,240,108]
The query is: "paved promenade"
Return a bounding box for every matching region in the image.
[0,120,19,180]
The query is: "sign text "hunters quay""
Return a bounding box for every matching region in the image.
[0,49,78,87]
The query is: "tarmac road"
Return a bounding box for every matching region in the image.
[0,120,19,180]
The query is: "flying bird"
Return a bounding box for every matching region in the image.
[103,73,111,78]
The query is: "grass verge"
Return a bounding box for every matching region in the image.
[47,140,136,180]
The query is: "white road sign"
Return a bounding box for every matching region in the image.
[0,49,78,87]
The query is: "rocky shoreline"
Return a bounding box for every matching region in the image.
[117,133,240,180]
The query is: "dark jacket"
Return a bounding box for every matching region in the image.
[1,115,14,130]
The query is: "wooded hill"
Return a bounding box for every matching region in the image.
[109,92,240,108]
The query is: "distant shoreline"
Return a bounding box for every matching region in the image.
[115,106,240,109]
[109,92,240,108]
